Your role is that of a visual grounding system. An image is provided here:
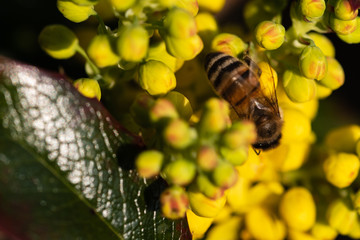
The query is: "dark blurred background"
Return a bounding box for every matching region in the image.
[0,0,359,141]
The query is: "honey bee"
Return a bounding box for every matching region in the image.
[204,51,283,150]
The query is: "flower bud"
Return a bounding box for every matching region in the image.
[130,93,155,128]
[174,0,199,16]
[211,161,238,189]
[146,41,184,72]
[198,0,225,12]
[117,25,149,62]
[282,68,316,102]
[164,8,197,39]
[311,222,338,240]
[281,108,312,142]
[57,0,96,23]
[211,33,247,57]
[164,91,193,120]
[73,78,101,101]
[39,24,79,59]
[196,174,224,199]
[186,209,214,239]
[299,45,327,80]
[337,17,360,43]
[135,150,164,178]
[198,98,230,135]
[308,32,335,57]
[316,82,332,99]
[327,198,358,235]
[137,60,176,96]
[329,13,358,35]
[108,0,136,12]
[163,119,195,149]
[149,98,178,124]
[318,57,345,90]
[246,207,286,240]
[325,124,360,152]
[220,147,248,167]
[162,158,196,186]
[87,35,120,68]
[334,0,358,20]
[279,187,316,231]
[71,0,98,5]
[195,12,218,49]
[300,0,326,20]
[197,145,219,171]
[323,152,360,188]
[188,184,227,218]
[160,186,189,219]
[164,34,203,60]
[255,21,285,50]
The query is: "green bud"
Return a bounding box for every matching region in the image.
[57,0,96,23]
[117,25,149,62]
[334,0,358,20]
[130,93,155,128]
[211,161,238,189]
[160,186,189,219]
[323,152,360,188]
[108,0,136,12]
[211,33,247,57]
[163,119,195,149]
[164,91,193,120]
[195,12,219,49]
[318,57,345,90]
[255,21,285,50]
[135,150,164,178]
[325,124,360,153]
[174,0,199,16]
[164,8,197,39]
[39,24,78,59]
[299,45,327,80]
[149,98,178,124]
[282,68,317,103]
[220,146,248,166]
[327,199,358,235]
[196,145,219,171]
[337,17,360,43]
[70,0,98,5]
[232,121,257,145]
[300,0,326,20]
[87,35,120,68]
[137,60,176,96]
[196,174,224,200]
[73,78,101,101]
[162,158,196,186]
[146,41,184,72]
[164,34,203,60]
[198,98,230,135]
[329,13,358,35]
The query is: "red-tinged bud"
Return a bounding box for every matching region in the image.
[211,161,238,189]
[318,57,345,90]
[335,0,359,20]
[300,0,326,20]
[337,17,360,43]
[329,13,358,34]
[163,119,195,149]
[198,98,230,135]
[117,25,149,62]
[164,34,203,60]
[73,78,101,101]
[299,45,328,80]
[87,35,120,68]
[211,33,247,57]
[255,21,285,50]
[160,186,189,219]
[164,8,197,39]
[196,174,225,199]
[149,98,178,124]
[197,145,219,171]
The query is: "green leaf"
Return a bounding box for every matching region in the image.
[0,56,190,239]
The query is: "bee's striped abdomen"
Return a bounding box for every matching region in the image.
[204,52,260,113]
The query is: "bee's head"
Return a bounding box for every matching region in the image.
[253,114,283,150]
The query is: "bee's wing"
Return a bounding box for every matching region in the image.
[246,54,281,117]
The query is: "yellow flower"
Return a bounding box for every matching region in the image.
[57,0,96,23]
[73,78,101,100]
[87,35,120,68]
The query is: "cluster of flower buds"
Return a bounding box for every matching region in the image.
[131,92,256,223]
